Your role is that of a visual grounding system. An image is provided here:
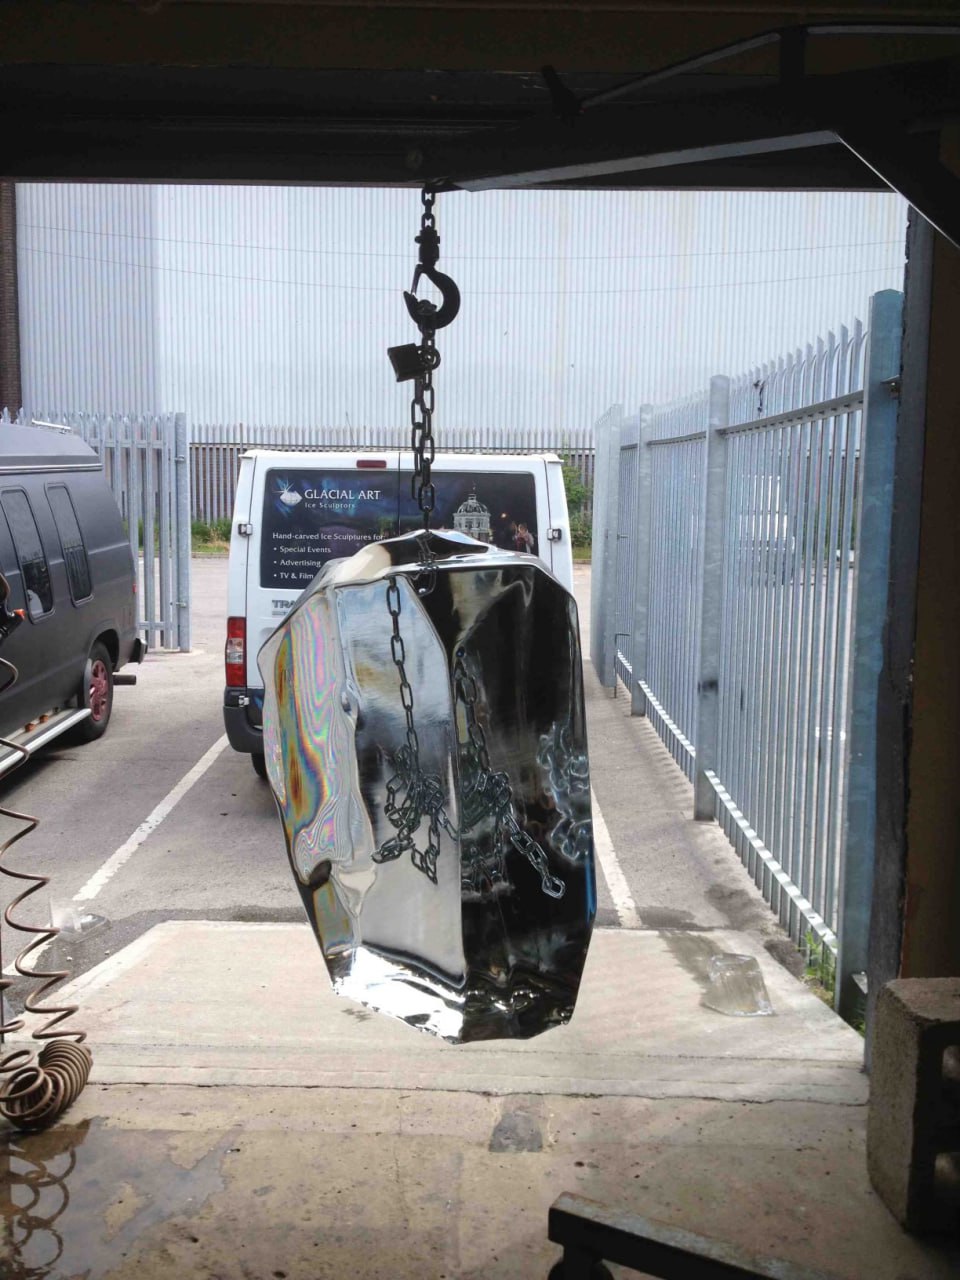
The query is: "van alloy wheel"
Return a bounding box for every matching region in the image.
[89,659,110,722]
[72,641,114,743]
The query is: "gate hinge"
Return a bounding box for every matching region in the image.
[881,376,901,397]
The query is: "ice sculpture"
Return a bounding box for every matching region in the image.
[259,530,595,1042]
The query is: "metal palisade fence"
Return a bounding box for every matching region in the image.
[191,421,595,523]
[0,408,191,650]
[591,289,903,1022]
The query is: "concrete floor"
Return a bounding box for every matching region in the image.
[4,917,957,1280]
[2,560,959,1278]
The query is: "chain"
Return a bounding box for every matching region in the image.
[373,595,564,901]
[454,650,566,900]
[374,576,456,883]
[387,576,419,761]
[388,187,460,526]
[380,193,563,902]
[410,190,440,529]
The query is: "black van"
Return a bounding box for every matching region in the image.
[0,422,145,771]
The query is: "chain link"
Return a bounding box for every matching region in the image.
[454,650,566,900]
[375,576,456,883]
[420,186,436,228]
[411,190,440,528]
[373,593,565,900]
[411,337,437,524]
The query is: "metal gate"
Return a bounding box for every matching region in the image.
[590,290,903,1022]
[3,410,191,650]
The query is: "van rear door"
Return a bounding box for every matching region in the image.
[246,453,400,686]
[245,451,570,690]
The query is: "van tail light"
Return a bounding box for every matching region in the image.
[225,617,246,687]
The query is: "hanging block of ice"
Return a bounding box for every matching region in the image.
[259,530,595,1043]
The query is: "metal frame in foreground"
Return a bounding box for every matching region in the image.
[548,1193,835,1279]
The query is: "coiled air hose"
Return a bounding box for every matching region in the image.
[0,644,92,1131]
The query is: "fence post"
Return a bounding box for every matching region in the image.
[589,405,623,687]
[836,289,903,1023]
[599,408,625,688]
[693,375,730,820]
[630,405,653,716]
[589,411,610,676]
[175,412,192,652]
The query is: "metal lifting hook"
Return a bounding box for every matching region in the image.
[403,222,461,335]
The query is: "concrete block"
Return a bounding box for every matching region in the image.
[867,979,960,1232]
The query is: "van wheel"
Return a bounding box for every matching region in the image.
[251,752,268,780]
[74,642,114,742]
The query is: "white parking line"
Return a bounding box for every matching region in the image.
[73,734,230,904]
[592,786,642,929]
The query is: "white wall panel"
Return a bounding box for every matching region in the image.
[16,184,907,434]
[17,183,159,414]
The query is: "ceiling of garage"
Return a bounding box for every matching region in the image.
[0,2,958,232]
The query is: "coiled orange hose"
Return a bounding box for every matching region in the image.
[0,651,91,1131]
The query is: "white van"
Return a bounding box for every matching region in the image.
[223,449,573,774]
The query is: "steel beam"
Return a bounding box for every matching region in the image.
[437,87,833,191]
[834,126,960,250]
[432,57,959,217]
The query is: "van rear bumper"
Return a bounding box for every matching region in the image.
[223,688,263,755]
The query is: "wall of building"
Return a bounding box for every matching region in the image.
[16,184,907,432]
[0,181,20,410]
[17,183,159,414]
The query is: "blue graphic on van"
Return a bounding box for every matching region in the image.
[259,468,537,591]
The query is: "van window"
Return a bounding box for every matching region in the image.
[1,490,53,618]
[259,466,539,589]
[398,470,539,553]
[260,468,399,590]
[47,485,93,602]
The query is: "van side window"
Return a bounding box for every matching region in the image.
[46,485,93,602]
[1,490,53,618]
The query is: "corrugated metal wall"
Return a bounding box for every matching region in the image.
[16,185,907,433]
[18,184,159,412]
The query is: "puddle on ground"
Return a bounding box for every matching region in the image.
[635,906,706,930]
[0,1117,238,1278]
[657,929,725,991]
